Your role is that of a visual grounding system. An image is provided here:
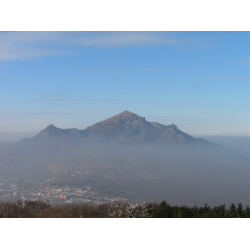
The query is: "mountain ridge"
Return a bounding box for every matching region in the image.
[30,110,210,145]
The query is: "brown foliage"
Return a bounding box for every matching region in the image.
[0,200,152,218]
[0,200,112,218]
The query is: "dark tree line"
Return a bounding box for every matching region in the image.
[145,200,250,218]
[0,200,250,218]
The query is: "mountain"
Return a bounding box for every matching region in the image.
[85,110,198,144]
[29,110,211,145]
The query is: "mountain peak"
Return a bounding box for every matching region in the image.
[120,110,134,116]
[99,110,142,124]
[86,110,152,134]
[111,110,139,120]
[170,124,178,129]
[46,124,57,129]
[43,124,59,132]
[35,124,61,138]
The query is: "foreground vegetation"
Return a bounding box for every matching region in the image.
[0,200,249,218]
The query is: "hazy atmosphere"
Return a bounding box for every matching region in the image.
[1,31,249,140]
[0,31,250,214]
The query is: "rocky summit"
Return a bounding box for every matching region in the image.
[86,110,154,134]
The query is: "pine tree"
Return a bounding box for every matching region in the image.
[244,206,250,218]
[237,203,243,217]
[229,203,236,214]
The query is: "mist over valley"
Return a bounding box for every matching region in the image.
[0,111,249,207]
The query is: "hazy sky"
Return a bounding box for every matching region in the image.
[0,31,249,137]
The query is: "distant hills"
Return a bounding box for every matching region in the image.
[29,110,213,145]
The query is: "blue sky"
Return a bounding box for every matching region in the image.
[0,31,249,138]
